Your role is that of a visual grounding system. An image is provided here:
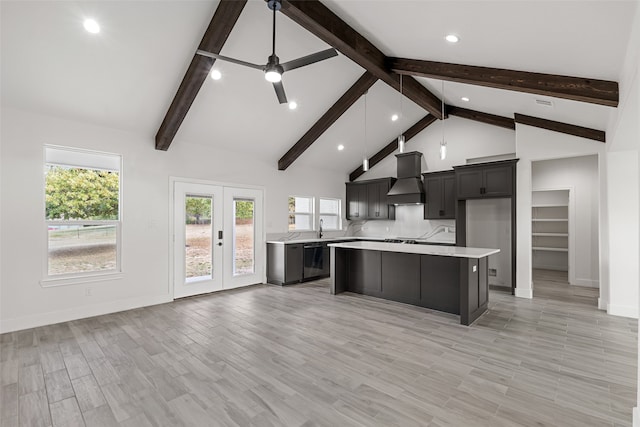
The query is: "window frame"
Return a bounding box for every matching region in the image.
[42,145,123,286]
[288,195,315,232]
[318,197,342,231]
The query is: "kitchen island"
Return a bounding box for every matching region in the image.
[328,241,499,326]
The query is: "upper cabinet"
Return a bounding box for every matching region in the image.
[423,171,456,219]
[346,182,368,220]
[346,178,396,220]
[453,159,517,199]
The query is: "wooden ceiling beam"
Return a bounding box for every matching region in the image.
[447,106,515,130]
[278,72,378,170]
[349,115,437,181]
[278,0,443,118]
[514,113,605,142]
[389,57,619,107]
[155,0,247,151]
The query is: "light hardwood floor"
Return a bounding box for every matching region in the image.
[1,274,636,426]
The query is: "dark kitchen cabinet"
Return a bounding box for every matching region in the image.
[367,179,396,220]
[346,183,368,220]
[423,171,456,219]
[381,252,420,305]
[346,249,381,296]
[420,255,460,314]
[346,178,396,220]
[267,243,303,285]
[454,159,516,199]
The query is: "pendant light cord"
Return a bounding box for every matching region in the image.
[441,80,445,142]
[364,91,368,159]
[400,75,403,118]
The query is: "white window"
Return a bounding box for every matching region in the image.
[44,146,121,281]
[288,196,314,231]
[319,198,341,230]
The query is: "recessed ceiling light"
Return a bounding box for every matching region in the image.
[391,114,399,122]
[83,18,100,34]
[288,101,298,110]
[445,34,459,43]
[461,97,470,102]
[210,69,222,80]
[337,144,345,151]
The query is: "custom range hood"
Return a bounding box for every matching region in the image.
[387,151,425,205]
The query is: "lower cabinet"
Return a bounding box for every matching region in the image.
[381,252,420,305]
[346,249,381,296]
[333,248,489,324]
[420,255,460,314]
[267,243,303,285]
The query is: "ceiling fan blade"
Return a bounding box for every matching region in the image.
[273,81,288,104]
[196,49,264,71]
[280,48,338,72]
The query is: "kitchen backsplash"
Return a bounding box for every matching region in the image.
[266,205,455,242]
[353,204,455,240]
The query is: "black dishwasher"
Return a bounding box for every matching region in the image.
[303,243,330,280]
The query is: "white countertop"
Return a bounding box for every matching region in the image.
[328,241,499,259]
[266,237,384,245]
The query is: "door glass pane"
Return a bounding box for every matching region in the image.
[185,195,212,281]
[234,199,254,275]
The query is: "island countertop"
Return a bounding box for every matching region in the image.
[328,241,499,258]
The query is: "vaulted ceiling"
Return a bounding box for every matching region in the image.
[1,1,637,175]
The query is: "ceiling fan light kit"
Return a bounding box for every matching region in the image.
[196,0,337,104]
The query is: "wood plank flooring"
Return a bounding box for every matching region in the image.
[0,275,636,426]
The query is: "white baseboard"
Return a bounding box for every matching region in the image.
[515,287,533,299]
[634,407,639,427]
[608,303,639,319]
[572,278,599,288]
[598,297,608,311]
[0,294,173,334]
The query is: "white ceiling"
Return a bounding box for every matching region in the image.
[1,1,637,174]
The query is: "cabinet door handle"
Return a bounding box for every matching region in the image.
[439,210,444,216]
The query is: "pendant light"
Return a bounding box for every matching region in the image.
[363,91,369,171]
[398,75,406,153]
[440,80,447,160]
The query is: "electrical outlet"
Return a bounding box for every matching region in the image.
[85,288,92,297]
[489,268,497,277]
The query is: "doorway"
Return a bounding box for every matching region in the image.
[530,155,599,306]
[173,181,264,299]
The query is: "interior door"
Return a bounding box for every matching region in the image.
[174,182,223,298]
[223,187,264,289]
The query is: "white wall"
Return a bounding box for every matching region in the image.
[0,107,348,333]
[532,156,599,287]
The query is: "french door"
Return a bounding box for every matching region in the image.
[173,181,264,299]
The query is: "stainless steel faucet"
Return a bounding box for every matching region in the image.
[318,219,323,239]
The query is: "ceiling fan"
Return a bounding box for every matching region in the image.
[196,0,338,104]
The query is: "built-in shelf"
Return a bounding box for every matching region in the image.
[532,189,569,272]
[532,246,569,252]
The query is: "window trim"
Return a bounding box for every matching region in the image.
[318,197,342,231]
[43,146,123,285]
[288,195,315,232]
